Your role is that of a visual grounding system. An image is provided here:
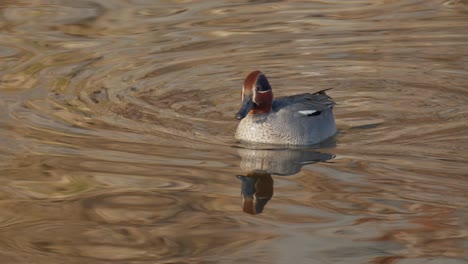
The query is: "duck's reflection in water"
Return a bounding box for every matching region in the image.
[237,173,273,214]
[237,147,335,214]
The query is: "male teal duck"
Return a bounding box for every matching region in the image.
[235,70,336,145]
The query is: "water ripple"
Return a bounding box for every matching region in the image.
[0,0,467,263]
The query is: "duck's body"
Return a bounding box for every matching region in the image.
[235,71,336,145]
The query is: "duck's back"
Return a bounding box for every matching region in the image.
[272,90,335,112]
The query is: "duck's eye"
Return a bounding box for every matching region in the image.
[255,75,271,92]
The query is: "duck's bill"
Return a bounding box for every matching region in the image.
[235,95,254,120]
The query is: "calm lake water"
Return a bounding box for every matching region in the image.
[1,0,467,263]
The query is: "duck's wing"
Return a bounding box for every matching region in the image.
[272,89,335,114]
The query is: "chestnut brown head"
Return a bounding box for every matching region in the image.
[236,71,273,120]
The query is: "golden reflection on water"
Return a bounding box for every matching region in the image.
[0,0,468,263]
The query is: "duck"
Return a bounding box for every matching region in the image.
[235,70,336,145]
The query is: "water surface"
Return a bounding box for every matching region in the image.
[0,0,467,263]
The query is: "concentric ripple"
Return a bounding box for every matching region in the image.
[0,0,467,263]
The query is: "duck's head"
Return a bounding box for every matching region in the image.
[235,70,273,120]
